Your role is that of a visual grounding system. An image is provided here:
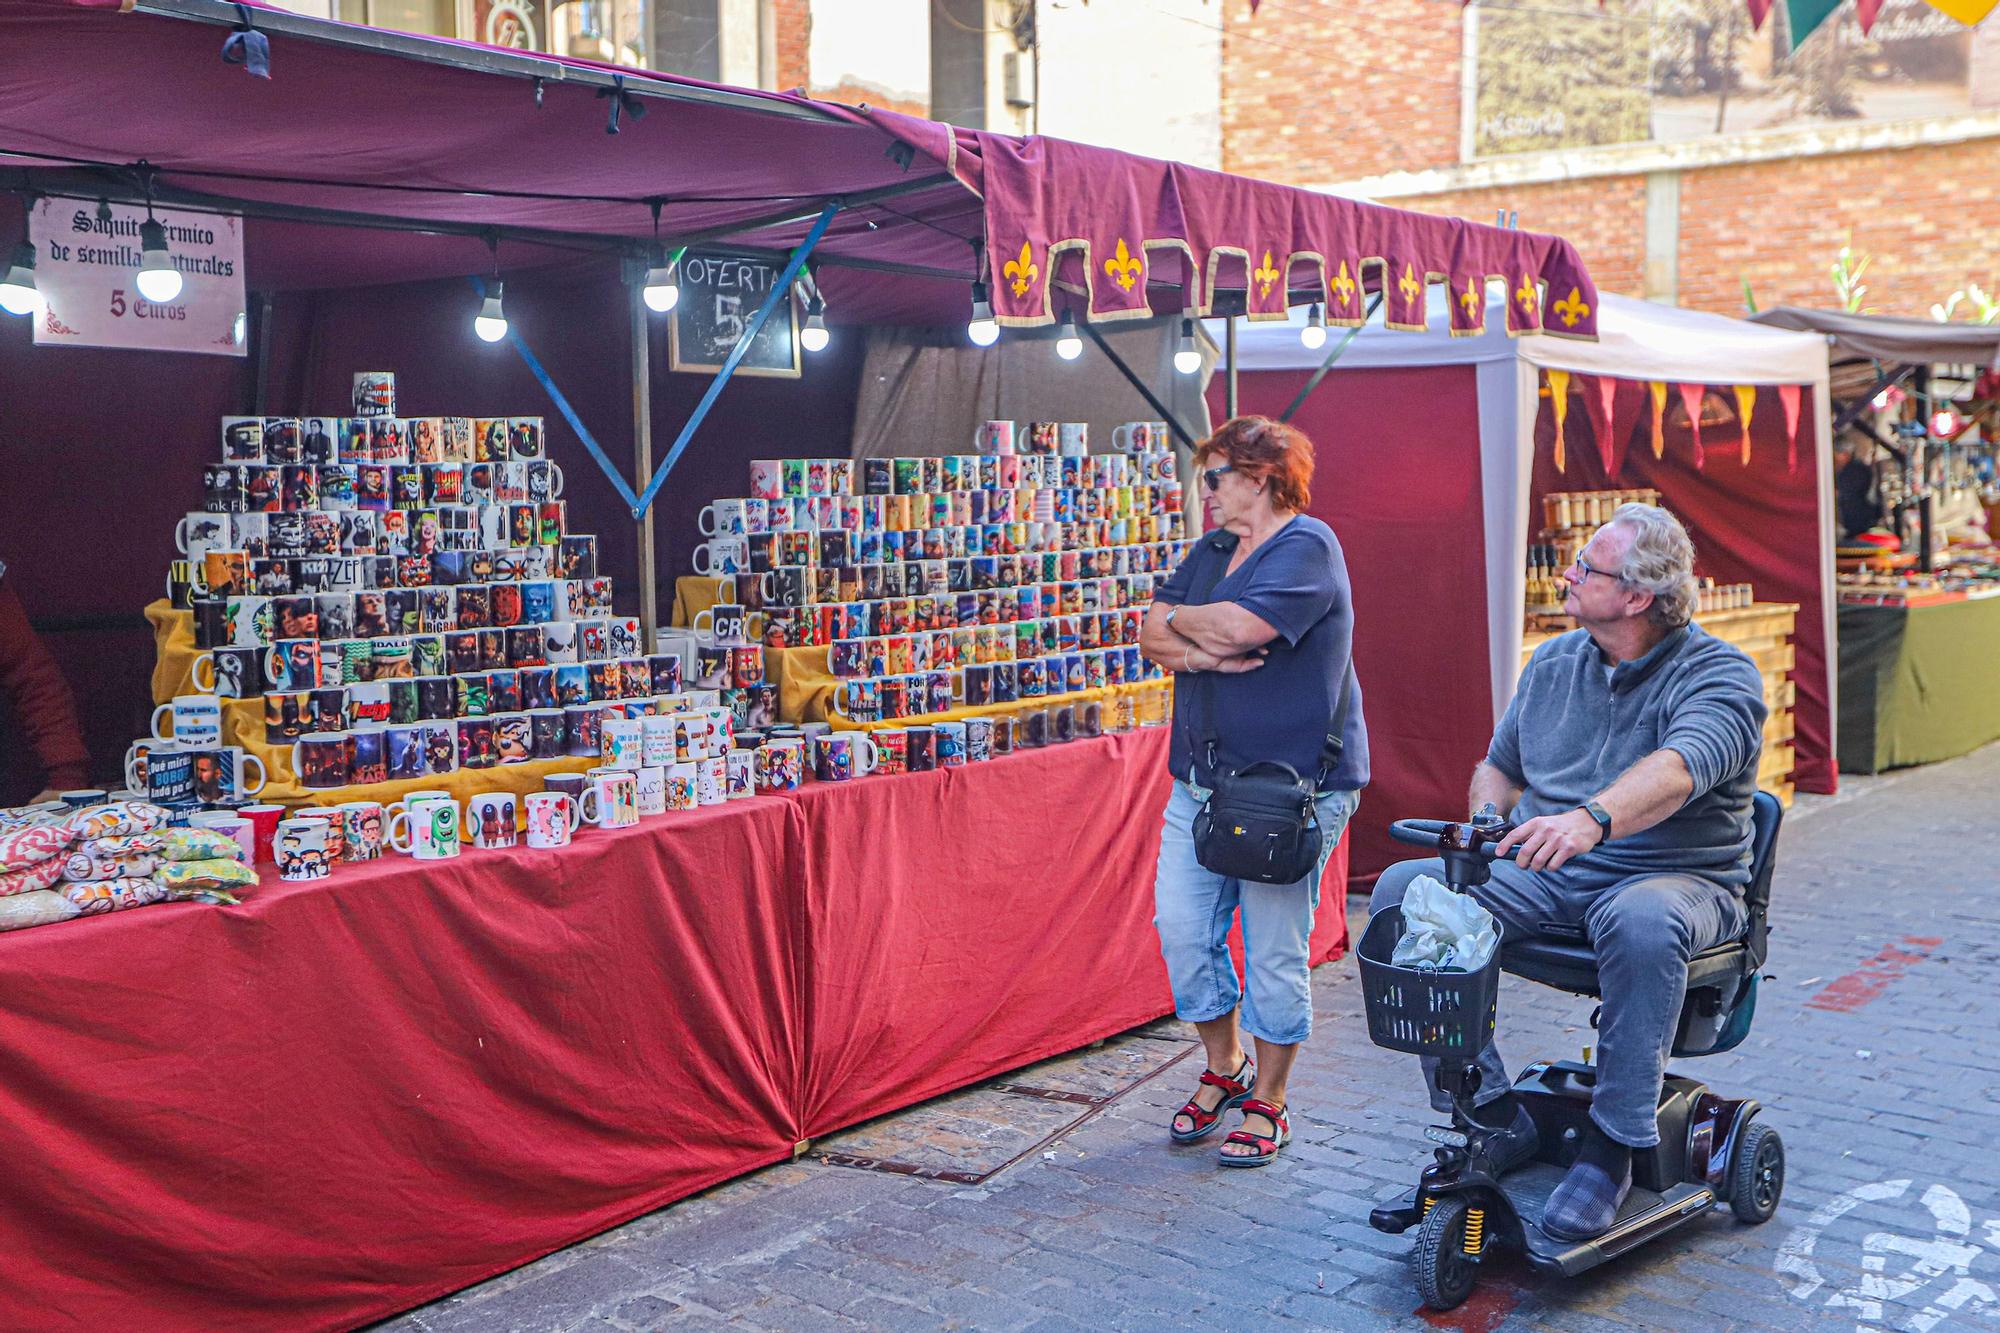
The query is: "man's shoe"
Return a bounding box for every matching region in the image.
[1541,1128,1634,1240]
[1476,1099,1540,1177]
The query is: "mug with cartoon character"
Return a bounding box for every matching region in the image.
[276,817,333,881]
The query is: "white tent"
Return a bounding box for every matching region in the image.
[1212,291,1837,728]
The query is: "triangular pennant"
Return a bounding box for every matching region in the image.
[1786,0,1844,43]
[1734,384,1758,465]
[1778,383,1804,474]
[1678,383,1708,470]
[1922,0,1999,22]
[1583,374,1619,475]
[1746,0,1775,26]
[1856,0,1885,30]
[1548,369,1571,474]
[1649,381,1669,458]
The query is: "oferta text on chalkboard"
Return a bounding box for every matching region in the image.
[668,250,801,379]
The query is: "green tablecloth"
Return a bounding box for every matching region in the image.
[1838,595,2000,774]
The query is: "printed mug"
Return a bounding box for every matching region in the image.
[581,768,639,829]
[466,792,518,849]
[150,694,223,748]
[525,791,581,848]
[388,797,461,860]
[274,817,333,882]
[634,765,669,816]
[339,801,386,861]
[290,731,351,790]
[189,746,268,803]
[601,718,644,770]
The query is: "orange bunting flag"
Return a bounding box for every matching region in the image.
[1548,370,1571,473]
[1649,381,1668,458]
[1734,385,1758,465]
[1678,383,1708,470]
[1778,383,1804,474]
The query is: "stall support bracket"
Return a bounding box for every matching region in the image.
[1279,292,1382,424]
[632,201,842,520]
[1078,321,1202,452]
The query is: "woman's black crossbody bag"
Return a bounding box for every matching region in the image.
[1179,551,1354,886]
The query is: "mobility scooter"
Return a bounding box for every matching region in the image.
[1359,796,1786,1310]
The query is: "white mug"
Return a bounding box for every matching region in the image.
[193,813,256,864]
[275,817,333,881]
[601,718,644,770]
[150,694,224,747]
[191,745,268,802]
[691,537,749,576]
[696,756,727,806]
[698,498,759,537]
[123,739,175,793]
[176,512,237,561]
[385,788,452,823]
[663,761,698,812]
[465,792,518,849]
[725,747,755,799]
[640,714,677,767]
[974,420,1016,456]
[1112,421,1166,453]
[387,796,460,859]
[634,764,668,816]
[525,791,581,848]
[582,768,638,828]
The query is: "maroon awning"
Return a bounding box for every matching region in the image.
[0,0,1598,339]
[855,108,1601,340]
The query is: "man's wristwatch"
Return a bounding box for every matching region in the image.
[1581,801,1613,845]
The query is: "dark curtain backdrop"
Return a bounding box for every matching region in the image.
[1211,364,1493,889]
[0,260,863,799]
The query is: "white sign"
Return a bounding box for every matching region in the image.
[30,198,247,357]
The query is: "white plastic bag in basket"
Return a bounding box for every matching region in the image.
[1390,875,1498,972]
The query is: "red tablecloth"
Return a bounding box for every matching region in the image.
[0,725,1347,1331]
[0,800,806,1333]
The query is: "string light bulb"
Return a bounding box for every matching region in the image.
[1300,302,1326,350]
[800,294,829,353]
[968,278,999,347]
[642,245,680,313]
[0,240,39,317]
[1173,317,1201,375]
[136,216,183,304]
[474,282,509,342]
[1055,310,1083,361]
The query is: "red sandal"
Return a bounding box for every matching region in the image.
[1169,1058,1255,1143]
[1219,1098,1291,1168]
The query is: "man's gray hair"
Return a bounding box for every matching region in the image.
[1607,503,1697,629]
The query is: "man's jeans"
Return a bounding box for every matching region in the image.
[1370,856,1746,1148]
[1153,782,1359,1047]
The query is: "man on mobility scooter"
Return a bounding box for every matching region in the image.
[1370,503,1768,1245]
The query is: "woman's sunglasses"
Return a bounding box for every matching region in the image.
[1201,464,1236,491]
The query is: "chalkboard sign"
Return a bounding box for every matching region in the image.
[668,250,801,379]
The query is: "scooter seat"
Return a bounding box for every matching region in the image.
[1501,936,1747,998]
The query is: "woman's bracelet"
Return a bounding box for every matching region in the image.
[1181,647,1197,674]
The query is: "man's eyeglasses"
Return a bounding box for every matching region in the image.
[1201,464,1236,491]
[1571,555,1622,583]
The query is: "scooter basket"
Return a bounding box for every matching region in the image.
[1356,907,1502,1058]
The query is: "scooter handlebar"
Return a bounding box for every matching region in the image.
[1388,817,1521,860]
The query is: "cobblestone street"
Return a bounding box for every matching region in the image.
[387,743,2000,1333]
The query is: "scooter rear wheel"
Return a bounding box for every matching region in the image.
[1415,1194,1480,1311]
[1729,1121,1785,1223]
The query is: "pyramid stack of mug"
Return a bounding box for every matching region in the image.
[162,369,667,796]
[684,418,1184,758]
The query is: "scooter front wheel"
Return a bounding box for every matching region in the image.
[1730,1121,1785,1223]
[1415,1194,1480,1311]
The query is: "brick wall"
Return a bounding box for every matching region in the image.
[1220,0,1463,184]
[1676,137,2000,318]
[771,0,809,92]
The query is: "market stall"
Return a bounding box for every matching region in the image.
[1216,292,1836,882]
[1751,308,2000,773]
[0,0,1600,1325]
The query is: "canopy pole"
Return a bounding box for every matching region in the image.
[630,274,658,646]
[633,201,841,518]
[1278,292,1383,424]
[1078,321,1201,452]
[1224,315,1238,420]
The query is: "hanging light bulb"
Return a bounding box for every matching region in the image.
[800,294,829,353]
[642,245,680,314]
[967,279,999,347]
[1300,302,1326,350]
[1932,410,1960,439]
[1055,310,1082,361]
[474,281,509,343]
[1173,316,1201,375]
[136,217,183,304]
[0,240,40,318]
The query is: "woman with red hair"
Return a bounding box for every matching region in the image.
[1139,415,1369,1168]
